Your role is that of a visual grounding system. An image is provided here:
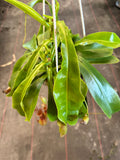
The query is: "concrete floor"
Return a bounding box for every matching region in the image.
[0,0,120,160]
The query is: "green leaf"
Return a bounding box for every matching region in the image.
[47,67,57,121]
[79,102,88,118]
[79,79,88,119]
[86,55,119,64]
[8,53,31,88]
[75,32,120,48]
[39,39,52,61]
[72,33,81,43]
[79,57,120,118]
[12,62,45,116]
[28,0,42,7]
[53,21,84,125]
[28,0,52,14]
[8,53,31,96]
[11,48,41,95]
[55,0,60,20]
[22,75,47,121]
[23,34,38,51]
[5,0,49,28]
[43,15,53,20]
[37,24,44,36]
[37,29,51,46]
[76,43,119,64]
[76,43,113,59]
[81,78,88,97]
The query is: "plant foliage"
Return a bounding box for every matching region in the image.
[4,0,120,137]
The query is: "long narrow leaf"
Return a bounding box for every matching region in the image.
[79,57,120,118]
[53,21,84,125]
[47,67,57,121]
[75,32,120,48]
[11,48,41,95]
[22,74,47,121]
[86,55,119,64]
[12,62,45,116]
[8,53,31,89]
[5,0,49,28]
[76,43,119,64]
[81,79,88,97]
[28,0,52,14]
[76,43,113,59]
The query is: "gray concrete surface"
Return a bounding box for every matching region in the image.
[0,0,120,160]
